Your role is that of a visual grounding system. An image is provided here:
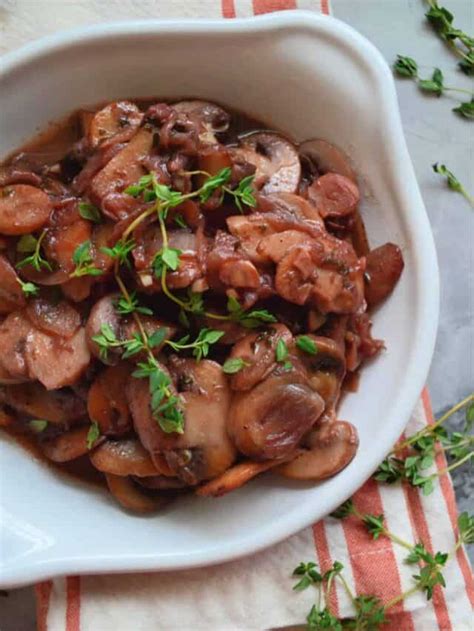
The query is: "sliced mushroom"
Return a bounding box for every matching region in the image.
[364,243,404,308]
[227,324,293,391]
[87,364,132,436]
[26,299,81,339]
[0,311,32,380]
[299,139,357,182]
[228,371,325,460]
[0,185,52,235]
[173,100,230,144]
[90,439,160,477]
[232,132,301,194]
[295,335,346,411]
[276,420,358,480]
[26,327,90,390]
[105,473,169,513]
[196,459,282,498]
[307,173,360,220]
[17,267,69,288]
[44,217,92,274]
[259,192,324,225]
[0,382,86,424]
[218,259,261,289]
[0,254,26,313]
[86,293,122,364]
[88,101,143,149]
[275,236,365,314]
[226,211,319,265]
[256,229,314,264]
[275,245,316,306]
[61,277,93,303]
[127,359,236,485]
[89,128,153,210]
[42,425,91,462]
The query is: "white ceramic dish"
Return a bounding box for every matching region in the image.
[0,11,439,588]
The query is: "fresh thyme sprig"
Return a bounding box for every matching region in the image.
[424,0,474,74]
[70,241,103,278]
[17,278,39,297]
[101,238,136,268]
[78,201,102,224]
[374,393,474,495]
[166,328,224,361]
[393,56,474,117]
[295,502,474,628]
[16,230,52,272]
[86,421,100,449]
[432,163,474,206]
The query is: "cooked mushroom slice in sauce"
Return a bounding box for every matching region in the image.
[128,359,236,485]
[89,439,161,477]
[196,459,284,498]
[88,101,144,149]
[228,371,325,460]
[0,98,404,510]
[364,242,404,308]
[227,324,293,391]
[276,420,358,480]
[0,382,86,424]
[105,473,170,513]
[0,185,52,235]
[299,139,357,183]
[42,426,93,463]
[233,132,301,194]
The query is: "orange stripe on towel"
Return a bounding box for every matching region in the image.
[221,0,236,18]
[35,580,53,631]
[312,521,340,616]
[404,480,452,631]
[252,0,297,15]
[66,576,81,631]
[320,0,330,15]
[343,479,415,630]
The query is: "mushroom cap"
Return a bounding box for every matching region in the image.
[276,420,358,480]
[104,473,170,513]
[228,324,293,391]
[228,371,325,460]
[299,139,357,182]
[88,100,143,149]
[90,439,161,477]
[233,132,301,194]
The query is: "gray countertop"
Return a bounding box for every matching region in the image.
[0,1,472,629]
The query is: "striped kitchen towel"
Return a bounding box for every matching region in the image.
[2,1,470,629]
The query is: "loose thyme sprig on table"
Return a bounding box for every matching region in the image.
[293,505,473,629]
[291,393,474,629]
[375,393,474,495]
[432,163,474,206]
[393,55,474,118]
[424,0,474,75]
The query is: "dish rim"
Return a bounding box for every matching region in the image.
[0,10,439,587]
